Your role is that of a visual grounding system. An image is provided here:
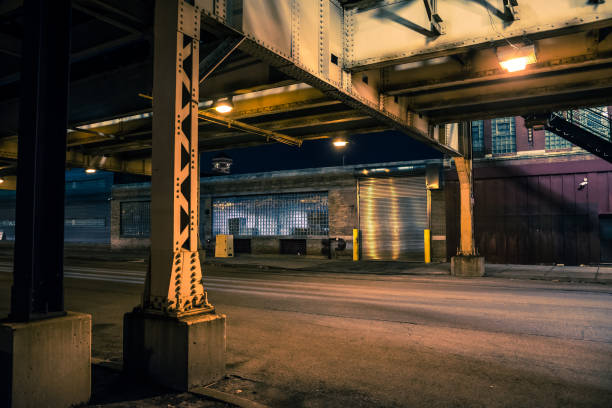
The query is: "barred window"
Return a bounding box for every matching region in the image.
[212,192,329,237]
[471,120,484,156]
[491,117,516,155]
[120,201,150,237]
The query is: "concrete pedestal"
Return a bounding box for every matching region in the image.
[0,312,91,408]
[451,255,485,277]
[123,310,226,391]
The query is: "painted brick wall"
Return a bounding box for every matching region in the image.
[430,189,447,262]
[328,187,357,236]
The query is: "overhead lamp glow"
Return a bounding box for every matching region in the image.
[85,168,97,174]
[333,139,348,148]
[212,98,234,114]
[497,44,537,73]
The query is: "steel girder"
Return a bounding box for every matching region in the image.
[199,0,461,156]
[346,0,612,70]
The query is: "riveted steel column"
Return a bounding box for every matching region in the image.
[146,0,211,316]
[10,0,72,322]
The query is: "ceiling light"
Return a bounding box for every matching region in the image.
[333,139,348,148]
[497,44,537,73]
[212,97,234,114]
[85,168,97,174]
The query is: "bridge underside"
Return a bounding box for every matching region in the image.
[0,0,611,405]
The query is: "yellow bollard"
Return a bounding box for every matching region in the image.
[424,229,431,263]
[353,229,360,261]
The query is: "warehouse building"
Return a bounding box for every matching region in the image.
[0,114,610,265]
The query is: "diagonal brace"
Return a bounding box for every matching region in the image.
[423,0,445,36]
[503,0,520,21]
[199,36,245,84]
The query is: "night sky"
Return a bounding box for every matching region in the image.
[201,130,442,175]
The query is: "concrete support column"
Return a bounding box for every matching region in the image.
[123,0,226,391]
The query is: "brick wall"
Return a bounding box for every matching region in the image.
[328,187,357,236]
[430,189,447,262]
[110,184,150,249]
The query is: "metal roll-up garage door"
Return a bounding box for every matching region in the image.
[359,176,427,261]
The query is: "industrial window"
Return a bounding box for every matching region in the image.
[491,117,516,155]
[64,218,105,227]
[120,201,150,238]
[572,106,610,140]
[545,130,573,150]
[471,120,484,156]
[212,192,329,237]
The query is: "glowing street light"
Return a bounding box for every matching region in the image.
[497,44,537,73]
[332,138,349,166]
[212,97,234,114]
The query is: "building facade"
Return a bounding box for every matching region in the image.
[111,161,446,261]
[0,111,610,265]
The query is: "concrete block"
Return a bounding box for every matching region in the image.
[0,312,91,408]
[451,256,485,277]
[124,310,226,391]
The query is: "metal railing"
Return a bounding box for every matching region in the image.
[552,108,611,142]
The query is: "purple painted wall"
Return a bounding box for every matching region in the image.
[446,156,612,265]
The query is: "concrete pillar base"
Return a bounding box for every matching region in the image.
[0,312,91,408]
[451,255,485,277]
[123,309,226,391]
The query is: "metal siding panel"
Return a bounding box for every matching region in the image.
[575,173,590,265]
[359,176,426,260]
[550,175,564,263]
[64,200,110,243]
[562,175,577,265]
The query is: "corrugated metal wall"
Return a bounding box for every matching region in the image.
[0,170,112,243]
[64,199,110,243]
[359,176,427,261]
[446,167,612,265]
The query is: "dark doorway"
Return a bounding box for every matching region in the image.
[234,238,252,254]
[280,239,307,255]
[600,215,612,263]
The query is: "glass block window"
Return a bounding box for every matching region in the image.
[120,201,150,237]
[212,192,329,237]
[545,130,573,150]
[471,120,484,156]
[491,117,516,155]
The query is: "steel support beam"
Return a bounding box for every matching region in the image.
[455,157,475,256]
[146,0,211,316]
[10,0,72,322]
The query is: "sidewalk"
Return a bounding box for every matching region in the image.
[205,254,612,284]
[0,242,609,284]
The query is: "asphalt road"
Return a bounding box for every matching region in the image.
[1,264,611,407]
